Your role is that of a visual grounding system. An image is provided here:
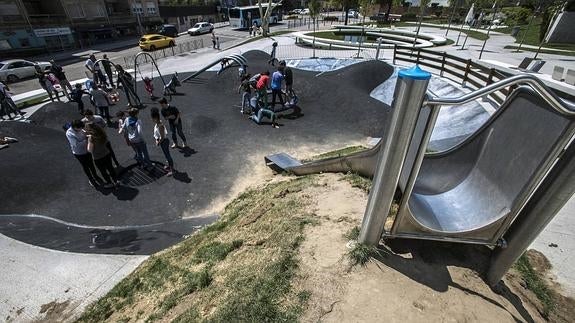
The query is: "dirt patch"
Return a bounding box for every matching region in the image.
[295,174,558,323]
[35,299,77,323]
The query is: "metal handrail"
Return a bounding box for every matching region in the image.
[425,74,575,116]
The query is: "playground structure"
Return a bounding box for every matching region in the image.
[182,54,247,83]
[266,66,575,286]
[295,25,448,50]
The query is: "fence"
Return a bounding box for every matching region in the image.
[274,44,377,60]
[122,38,206,67]
[284,16,363,30]
[392,46,510,104]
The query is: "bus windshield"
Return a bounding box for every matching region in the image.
[229,9,240,18]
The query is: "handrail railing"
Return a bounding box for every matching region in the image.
[425,74,575,117]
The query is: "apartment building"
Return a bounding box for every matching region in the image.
[0,0,162,56]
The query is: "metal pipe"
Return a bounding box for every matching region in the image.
[445,0,459,36]
[487,132,575,286]
[375,37,383,60]
[391,104,441,235]
[358,65,432,245]
[425,74,575,115]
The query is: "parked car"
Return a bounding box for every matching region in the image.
[291,9,302,14]
[158,24,179,38]
[187,22,214,36]
[348,10,359,18]
[139,34,175,51]
[0,59,51,83]
[300,8,310,15]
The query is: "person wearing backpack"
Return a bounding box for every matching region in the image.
[119,108,151,169]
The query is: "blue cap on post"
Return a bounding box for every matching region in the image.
[398,65,431,80]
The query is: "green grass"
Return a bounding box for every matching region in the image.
[303,145,367,162]
[514,253,555,318]
[78,176,320,322]
[344,226,360,240]
[498,18,575,53]
[342,172,372,193]
[347,242,379,267]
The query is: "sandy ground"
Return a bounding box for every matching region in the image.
[293,173,571,323]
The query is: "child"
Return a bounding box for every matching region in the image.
[151,108,174,176]
[70,83,89,114]
[143,76,155,99]
[237,74,252,114]
[108,88,120,105]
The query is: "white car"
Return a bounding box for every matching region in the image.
[348,10,359,18]
[291,9,302,14]
[188,22,214,36]
[0,59,51,83]
[300,8,310,15]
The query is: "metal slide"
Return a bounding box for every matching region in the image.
[265,74,575,245]
[182,54,247,82]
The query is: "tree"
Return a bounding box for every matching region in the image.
[309,0,322,57]
[258,0,283,37]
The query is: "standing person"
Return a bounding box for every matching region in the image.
[151,108,174,176]
[86,123,118,188]
[81,109,107,128]
[101,54,115,88]
[279,60,294,97]
[159,97,188,149]
[211,31,217,49]
[216,36,220,50]
[237,73,252,114]
[270,67,284,110]
[116,64,141,108]
[85,54,107,87]
[50,60,73,93]
[120,108,151,168]
[70,83,89,114]
[0,81,23,120]
[255,70,270,109]
[66,119,103,187]
[268,41,278,65]
[90,85,112,123]
[35,66,57,102]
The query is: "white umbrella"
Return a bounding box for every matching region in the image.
[465,3,475,25]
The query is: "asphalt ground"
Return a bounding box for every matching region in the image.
[0,50,394,254]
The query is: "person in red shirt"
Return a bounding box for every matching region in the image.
[255,71,270,108]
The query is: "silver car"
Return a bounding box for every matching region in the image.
[187,22,214,36]
[0,59,52,83]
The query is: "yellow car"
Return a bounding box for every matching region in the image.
[139,34,175,51]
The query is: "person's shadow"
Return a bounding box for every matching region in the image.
[178,146,197,157]
[173,170,191,183]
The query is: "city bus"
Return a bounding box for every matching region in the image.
[228,4,282,29]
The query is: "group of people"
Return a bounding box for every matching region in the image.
[66,97,188,189]
[238,60,297,128]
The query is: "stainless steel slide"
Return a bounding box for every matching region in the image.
[265,85,575,241]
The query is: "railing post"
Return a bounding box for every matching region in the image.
[358,65,431,245]
[440,52,446,77]
[416,49,420,64]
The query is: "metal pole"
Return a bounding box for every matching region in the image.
[445,0,459,36]
[358,65,431,245]
[487,135,575,286]
[479,4,499,59]
[375,37,383,60]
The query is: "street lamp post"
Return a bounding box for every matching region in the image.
[445,0,460,36]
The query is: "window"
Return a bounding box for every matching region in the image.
[0,2,19,15]
[84,3,106,17]
[147,2,157,15]
[67,4,85,18]
[132,3,143,14]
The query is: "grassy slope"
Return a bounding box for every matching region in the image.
[78,176,320,322]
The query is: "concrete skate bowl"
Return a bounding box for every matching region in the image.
[295,25,448,50]
[0,50,395,254]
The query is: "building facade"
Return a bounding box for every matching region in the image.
[0,0,162,57]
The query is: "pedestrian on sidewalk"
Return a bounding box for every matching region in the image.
[120,108,152,169]
[86,123,119,188]
[159,97,188,149]
[211,31,217,49]
[90,85,112,124]
[102,54,115,88]
[151,108,174,176]
[66,119,103,187]
[49,60,73,93]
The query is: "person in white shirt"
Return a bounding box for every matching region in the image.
[85,54,107,87]
[151,107,174,176]
[66,120,103,187]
